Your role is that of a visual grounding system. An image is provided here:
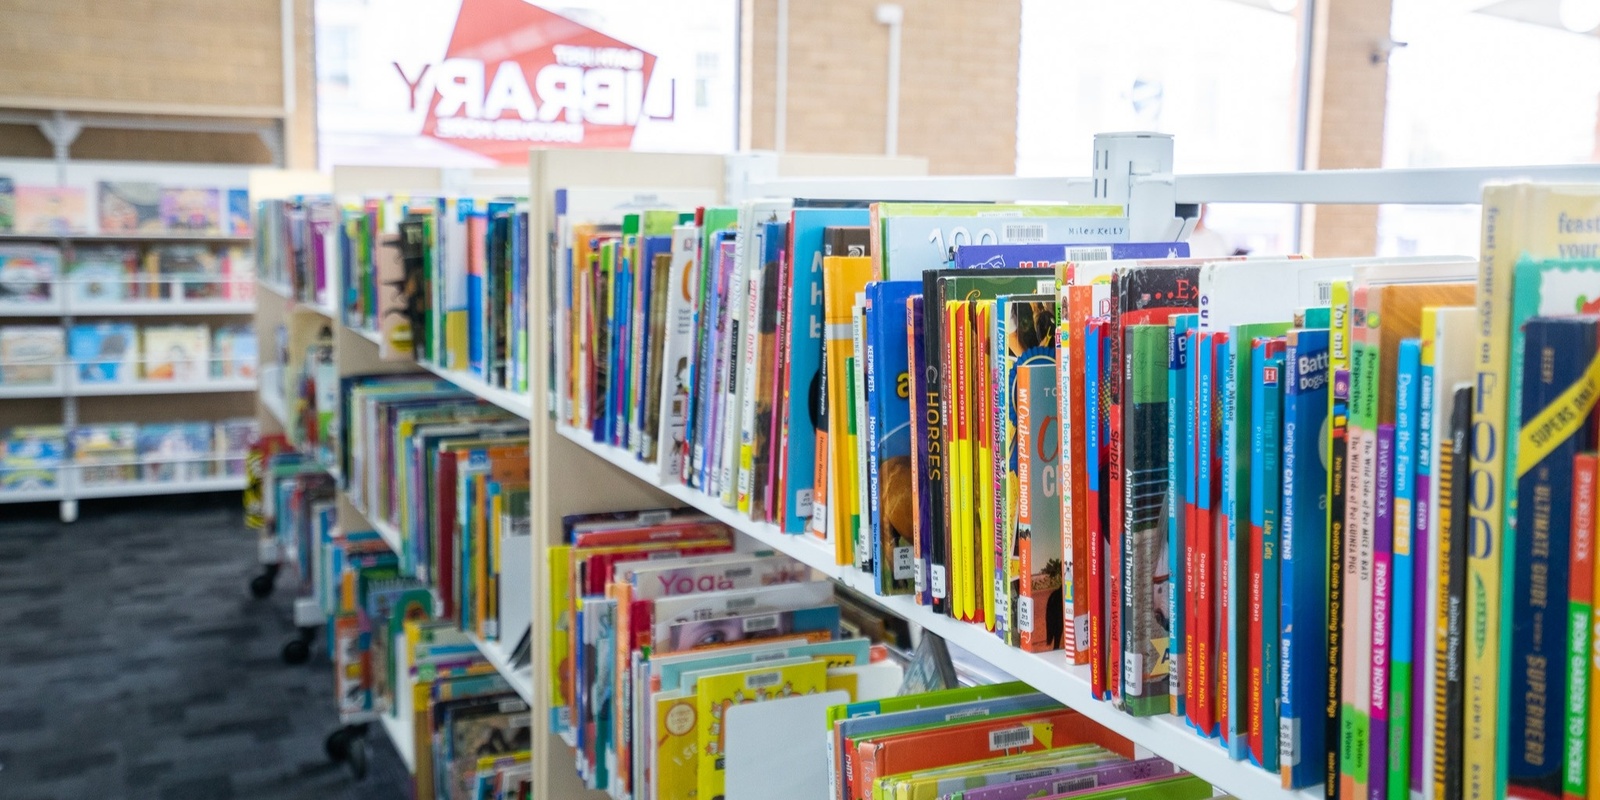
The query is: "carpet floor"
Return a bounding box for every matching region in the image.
[0,493,411,800]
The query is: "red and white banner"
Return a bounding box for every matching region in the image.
[315,0,738,167]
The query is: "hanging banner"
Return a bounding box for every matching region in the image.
[314,0,739,167]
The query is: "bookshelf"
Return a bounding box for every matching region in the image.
[0,159,262,522]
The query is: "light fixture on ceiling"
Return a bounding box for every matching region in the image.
[1269,0,1298,12]
[1560,0,1600,32]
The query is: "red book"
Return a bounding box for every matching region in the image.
[1182,328,1203,732]
[1570,453,1598,800]
[1086,316,1111,698]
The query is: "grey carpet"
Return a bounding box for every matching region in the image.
[0,494,412,800]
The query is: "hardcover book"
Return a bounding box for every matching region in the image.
[0,244,61,306]
[0,325,63,385]
[160,187,222,233]
[14,186,86,234]
[141,324,210,382]
[97,181,163,232]
[68,322,137,383]
[65,246,134,304]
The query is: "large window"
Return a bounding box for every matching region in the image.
[1016,0,1303,254]
[313,0,740,168]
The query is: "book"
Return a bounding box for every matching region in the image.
[1167,313,1197,717]
[136,422,214,481]
[0,244,61,306]
[1568,452,1597,800]
[820,255,877,564]
[1279,325,1330,789]
[212,326,257,379]
[696,659,829,800]
[1016,361,1063,652]
[1472,184,1600,800]
[65,246,134,304]
[1388,336,1424,800]
[0,325,63,385]
[655,224,701,484]
[1086,317,1111,699]
[1120,323,1175,715]
[1437,383,1473,800]
[1248,337,1284,769]
[14,186,86,234]
[1506,315,1598,798]
[0,177,12,232]
[141,324,210,382]
[0,425,65,491]
[68,322,137,383]
[97,181,163,232]
[161,187,222,233]
[864,280,920,595]
[998,293,1058,642]
[227,188,251,237]
[69,423,138,484]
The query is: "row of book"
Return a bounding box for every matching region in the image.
[254,194,533,397]
[0,322,257,385]
[0,242,255,307]
[0,178,251,237]
[338,373,530,644]
[548,184,1600,797]
[249,442,532,800]
[1,419,257,491]
[547,505,1215,800]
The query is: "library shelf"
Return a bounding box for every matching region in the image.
[416,361,532,419]
[0,299,255,317]
[73,474,245,500]
[379,711,417,774]
[0,376,256,399]
[467,634,534,706]
[0,485,65,504]
[256,279,336,319]
[554,424,1318,800]
[0,231,254,244]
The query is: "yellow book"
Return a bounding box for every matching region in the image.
[1472,183,1600,800]
[445,309,468,372]
[695,659,829,800]
[822,255,877,565]
[975,299,997,631]
[948,299,973,621]
[549,544,573,736]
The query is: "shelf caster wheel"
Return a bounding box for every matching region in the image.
[281,637,310,665]
[325,723,369,780]
[59,500,77,524]
[345,735,369,780]
[249,573,275,599]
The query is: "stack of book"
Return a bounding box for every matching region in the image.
[548,181,1600,795]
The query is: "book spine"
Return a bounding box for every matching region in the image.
[1591,445,1600,800]
[1415,317,1438,797]
[1059,285,1078,654]
[1281,329,1331,790]
[953,302,972,620]
[1343,291,1377,800]
[1193,331,1218,735]
[1440,384,1472,800]
[1183,326,1202,723]
[766,242,793,524]
[909,296,931,604]
[1066,286,1092,661]
[736,263,765,513]
[1260,346,1284,774]
[1109,282,1126,701]
[851,296,871,571]
[1326,281,1352,798]
[1087,317,1108,698]
[717,241,748,506]
[984,301,1003,634]
[864,291,885,590]
[1390,338,1422,800]
[1467,186,1517,800]
[1122,324,1171,714]
[1507,318,1594,799]
[1249,339,1270,765]
[1168,318,1191,717]
[1566,453,1597,800]
[1222,335,1242,757]
[924,276,949,616]
[1017,363,1036,648]
[1370,423,1395,800]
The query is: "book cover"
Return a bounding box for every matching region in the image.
[1389,336,1423,800]
[14,186,85,235]
[1062,282,1096,664]
[695,659,829,800]
[736,221,786,518]
[97,181,162,232]
[1506,316,1598,799]
[0,325,63,385]
[1085,317,1111,698]
[212,326,257,379]
[1119,323,1174,715]
[1325,279,1353,797]
[1369,422,1395,794]
[909,295,932,605]
[865,280,920,596]
[785,210,871,531]
[68,322,136,383]
[135,422,213,481]
[1189,330,1223,737]
[853,292,874,575]
[1000,295,1058,640]
[1017,361,1063,652]
[0,177,12,232]
[159,187,221,233]
[1280,326,1330,789]
[141,324,210,382]
[1168,313,1197,717]
[655,223,701,485]
[69,423,138,484]
[0,244,61,305]
[1248,337,1284,769]
[0,425,65,491]
[65,246,133,304]
[1567,452,1597,800]
[227,188,251,237]
[1472,184,1600,800]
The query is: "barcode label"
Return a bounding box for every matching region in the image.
[1012,768,1056,781]
[640,510,671,525]
[1074,615,1090,651]
[1065,246,1112,262]
[499,699,528,713]
[745,670,782,690]
[1002,223,1048,243]
[728,596,758,610]
[741,613,780,633]
[1018,596,1034,633]
[725,567,753,578]
[988,726,1034,751]
[931,565,947,598]
[812,501,828,534]
[913,557,925,595]
[795,489,813,517]
[752,650,788,663]
[893,546,913,579]
[1314,280,1333,305]
[484,620,498,638]
[946,708,985,721]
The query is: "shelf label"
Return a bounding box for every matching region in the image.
[930,565,947,599]
[892,546,913,580]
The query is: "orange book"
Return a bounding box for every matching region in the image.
[849,707,1134,800]
[821,255,877,565]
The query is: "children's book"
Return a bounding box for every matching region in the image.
[0,177,13,232]
[0,325,63,385]
[1247,337,1284,769]
[0,244,61,306]
[1568,453,1597,800]
[97,181,163,232]
[0,425,65,490]
[212,326,257,379]
[160,187,222,233]
[1016,361,1063,652]
[865,280,920,595]
[1387,337,1423,799]
[136,422,214,481]
[695,659,829,800]
[65,246,134,304]
[14,186,86,234]
[819,255,876,562]
[1167,313,1197,716]
[141,324,210,381]
[227,188,251,237]
[68,322,136,383]
[69,423,138,484]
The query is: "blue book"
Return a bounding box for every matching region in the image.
[466,206,486,377]
[1167,313,1197,718]
[1279,326,1330,788]
[1506,316,1598,798]
[783,209,869,532]
[1388,337,1422,798]
[1085,318,1106,698]
[949,241,1192,269]
[864,280,920,595]
[1249,336,1286,770]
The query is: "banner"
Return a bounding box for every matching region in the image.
[315,0,739,167]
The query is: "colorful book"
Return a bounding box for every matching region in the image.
[1016,361,1063,652]
[1248,336,1284,770]
[1388,337,1423,800]
[1119,323,1174,715]
[1167,313,1197,717]
[1568,452,1597,800]
[1280,326,1330,789]
[819,254,876,563]
[865,280,920,595]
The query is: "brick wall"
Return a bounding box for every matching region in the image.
[1301,0,1393,256]
[0,0,316,167]
[744,0,1020,175]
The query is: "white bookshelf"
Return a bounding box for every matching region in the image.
[468,634,534,705]
[416,360,533,419]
